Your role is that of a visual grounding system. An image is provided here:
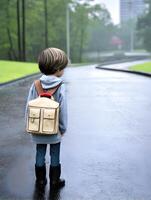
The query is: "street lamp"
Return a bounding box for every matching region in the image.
[128,0,134,52]
[66,4,71,62]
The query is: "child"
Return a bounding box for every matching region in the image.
[25,47,68,189]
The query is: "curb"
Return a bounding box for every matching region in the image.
[96,58,148,66]
[96,66,151,78]
[0,72,40,88]
[1,63,151,88]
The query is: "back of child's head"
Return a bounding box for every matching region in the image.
[38,47,68,75]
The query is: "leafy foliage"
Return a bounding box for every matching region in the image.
[0,0,115,62]
[137,0,151,51]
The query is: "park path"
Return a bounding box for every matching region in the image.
[100,59,151,70]
[0,65,151,200]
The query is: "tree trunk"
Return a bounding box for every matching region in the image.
[7,27,17,60]
[17,0,22,60]
[6,0,17,60]
[79,28,85,62]
[22,0,26,61]
[79,16,85,62]
[44,0,48,48]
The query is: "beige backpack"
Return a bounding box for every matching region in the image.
[26,80,61,135]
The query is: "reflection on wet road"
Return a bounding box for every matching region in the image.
[0,65,151,200]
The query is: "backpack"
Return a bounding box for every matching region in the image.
[26,80,62,135]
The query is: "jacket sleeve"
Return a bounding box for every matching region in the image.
[25,83,38,121]
[58,83,67,134]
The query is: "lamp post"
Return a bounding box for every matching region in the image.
[128,0,134,52]
[66,4,71,62]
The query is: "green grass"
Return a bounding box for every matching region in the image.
[0,60,39,83]
[0,60,94,84]
[129,62,151,73]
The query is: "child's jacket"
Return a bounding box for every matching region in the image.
[25,75,67,144]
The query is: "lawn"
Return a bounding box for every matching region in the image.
[129,61,151,73]
[0,60,93,84]
[0,60,39,83]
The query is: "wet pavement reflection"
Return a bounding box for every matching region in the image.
[0,65,151,199]
[32,184,62,200]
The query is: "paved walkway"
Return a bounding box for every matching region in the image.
[0,65,151,200]
[99,59,151,70]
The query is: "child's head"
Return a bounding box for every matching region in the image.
[38,47,68,77]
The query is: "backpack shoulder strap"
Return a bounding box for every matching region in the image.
[48,82,62,96]
[34,80,45,95]
[34,80,62,96]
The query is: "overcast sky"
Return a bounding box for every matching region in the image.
[94,0,120,24]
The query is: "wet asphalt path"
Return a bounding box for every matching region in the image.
[0,65,151,200]
[100,60,151,70]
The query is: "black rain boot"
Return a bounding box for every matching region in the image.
[49,164,65,189]
[35,164,47,187]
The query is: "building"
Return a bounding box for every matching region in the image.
[120,0,146,23]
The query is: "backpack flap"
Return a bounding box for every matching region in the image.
[27,108,41,132]
[42,109,56,133]
[43,109,56,119]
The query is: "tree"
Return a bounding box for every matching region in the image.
[44,0,48,48]
[7,0,17,60]
[22,0,26,61]
[85,4,113,56]
[116,20,137,51]
[137,0,151,51]
[70,2,90,62]
[17,0,21,60]
[0,0,116,63]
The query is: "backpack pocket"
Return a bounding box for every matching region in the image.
[28,108,40,132]
[42,109,56,133]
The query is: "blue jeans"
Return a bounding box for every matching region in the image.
[36,143,60,167]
